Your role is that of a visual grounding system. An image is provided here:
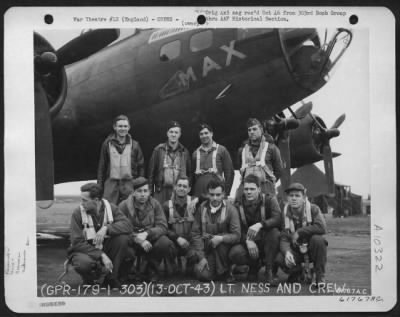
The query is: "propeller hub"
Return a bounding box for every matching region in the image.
[282,118,299,130]
[266,117,299,136]
[35,52,58,75]
[41,51,58,64]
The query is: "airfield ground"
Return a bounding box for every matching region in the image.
[37,197,371,297]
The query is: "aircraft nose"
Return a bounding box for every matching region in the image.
[279,28,352,92]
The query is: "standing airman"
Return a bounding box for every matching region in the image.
[238,118,282,196]
[192,123,234,199]
[98,115,144,205]
[148,121,191,204]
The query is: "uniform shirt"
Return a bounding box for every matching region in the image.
[192,143,235,194]
[148,142,191,190]
[235,193,281,242]
[279,203,327,254]
[191,200,241,260]
[119,195,168,242]
[68,201,132,259]
[237,136,283,182]
[97,133,145,186]
[162,196,194,241]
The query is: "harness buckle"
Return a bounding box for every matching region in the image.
[196,168,216,175]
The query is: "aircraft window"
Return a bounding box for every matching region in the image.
[160,40,181,61]
[190,30,213,52]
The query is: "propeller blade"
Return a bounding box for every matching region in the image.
[324,128,340,140]
[35,81,54,201]
[278,131,292,192]
[331,113,346,129]
[294,101,313,118]
[267,116,299,146]
[56,29,119,66]
[322,143,335,197]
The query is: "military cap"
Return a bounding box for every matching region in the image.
[284,182,306,194]
[167,120,181,131]
[246,118,263,129]
[132,177,149,191]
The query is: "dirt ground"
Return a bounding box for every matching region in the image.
[37,198,371,297]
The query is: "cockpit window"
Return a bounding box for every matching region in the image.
[278,28,352,90]
[160,40,181,61]
[190,30,213,52]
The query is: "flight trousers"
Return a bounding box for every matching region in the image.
[103,178,124,205]
[275,234,328,277]
[127,235,176,270]
[193,243,231,281]
[229,227,280,271]
[70,234,130,283]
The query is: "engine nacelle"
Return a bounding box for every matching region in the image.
[289,113,332,167]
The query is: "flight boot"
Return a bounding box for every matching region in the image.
[287,272,301,283]
[145,261,160,283]
[229,264,249,283]
[102,273,122,289]
[216,268,235,283]
[286,266,302,283]
[119,258,135,285]
[184,255,198,278]
[163,256,179,277]
[264,264,279,287]
[247,265,259,282]
[316,271,326,286]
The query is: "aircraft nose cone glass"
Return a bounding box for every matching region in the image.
[279,28,352,91]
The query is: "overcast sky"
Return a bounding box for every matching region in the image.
[39,28,370,197]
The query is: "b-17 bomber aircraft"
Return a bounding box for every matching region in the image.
[34,27,352,203]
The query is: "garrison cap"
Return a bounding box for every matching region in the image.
[132,177,149,191]
[167,120,181,131]
[246,118,263,129]
[199,123,213,133]
[284,182,306,194]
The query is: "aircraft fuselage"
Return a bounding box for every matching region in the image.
[51,28,330,183]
